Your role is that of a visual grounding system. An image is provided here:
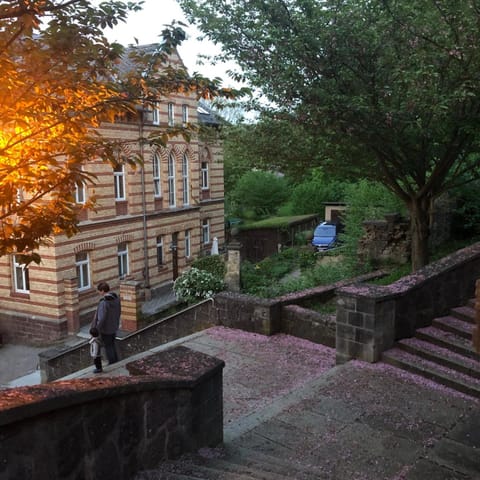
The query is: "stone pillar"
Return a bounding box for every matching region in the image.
[225,240,242,292]
[120,280,142,332]
[336,284,395,364]
[474,279,480,353]
[63,277,80,334]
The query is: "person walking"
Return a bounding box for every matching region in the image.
[89,327,103,373]
[92,282,121,365]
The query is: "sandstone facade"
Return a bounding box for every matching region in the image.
[0,51,225,344]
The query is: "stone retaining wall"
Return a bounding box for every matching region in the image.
[40,272,385,382]
[214,271,385,337]
[40,300,215,382]
[336,242,480,364]
[281,305,336,348]
[0,347,224,480]
[474,279,480,354]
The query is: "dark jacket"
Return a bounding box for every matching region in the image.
[94,292,121,335]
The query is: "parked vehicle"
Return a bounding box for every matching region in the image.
[311,222,338,251]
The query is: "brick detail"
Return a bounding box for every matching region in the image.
[64,277,80,334]
[120,280,142,332]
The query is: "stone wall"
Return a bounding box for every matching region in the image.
[357,213,410,265]
[281,305,336,348]
[40,272,385,382]
[336,242,480,364]
[474,279,480,354]
[40,300,215,382]
[0,311,68,346]
[214,292,281,335]
[0,347,224,480]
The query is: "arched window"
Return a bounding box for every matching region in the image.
[182,153,189,206]
[168,153,176,207]
[153,152,161,197]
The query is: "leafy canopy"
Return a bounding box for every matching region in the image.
[0,0,238,262]
[230,170,290,218]
[179,0,480,269]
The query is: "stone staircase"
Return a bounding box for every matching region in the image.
[382,299,480,399]
[136,445,328,480]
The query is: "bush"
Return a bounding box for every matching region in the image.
[192,255,226,279]
[287,168,347,215]
[173,267,225,304]
[230,170,290,217]
[240,247,317,297]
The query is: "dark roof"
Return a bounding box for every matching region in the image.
[118,44,223,127]
[197,102,223,127]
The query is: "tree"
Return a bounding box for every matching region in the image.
[223,118,324,188]
[0,0,235,262]
[285,168,346,216]
[230,170,290,218]
[179,0,480,270]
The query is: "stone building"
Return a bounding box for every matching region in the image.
[0,48,225,344]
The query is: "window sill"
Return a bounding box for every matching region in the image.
[11,291,30,299]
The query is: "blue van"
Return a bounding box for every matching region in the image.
[311,222,337,251]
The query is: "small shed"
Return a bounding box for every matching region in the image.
[324,202,346,224]
[235,214,319,263]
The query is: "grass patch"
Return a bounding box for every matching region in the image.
[241,214,318,230]
[240,237,480,296]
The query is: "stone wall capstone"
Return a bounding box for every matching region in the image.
[337,241,480,364]
[1,347,224,480]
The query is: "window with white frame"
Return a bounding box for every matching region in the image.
[184,230,191,258]
[201,161,209,190]
[182,104,188,125]
[75,251,90,290]
[75,173,86,204]
[168,102,174,126]
[152,102,160,125]
[13,255,29,293]
[167,153,176,207]
[156,235,164,266]
[153,152,162,197]
[117,242,129,278]
[182,153,189,205]
[202,218,210,245]
[114,164,126,201]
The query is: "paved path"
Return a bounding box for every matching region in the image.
[0,344,45,387]
[2,326,479,478]
[62,326,479,479]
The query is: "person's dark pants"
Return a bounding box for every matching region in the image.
[93,356,102,370]
[101,333,118,364]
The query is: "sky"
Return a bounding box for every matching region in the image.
[103,0,237,86]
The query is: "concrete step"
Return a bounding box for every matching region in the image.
[432,315,473,339]
[135,446,328,480]
[450,305,476,324]
[221,445,329,479]
[136,470,203,480]
[382,347,480,399]
[415,325,479,360]
[396,337,480,379]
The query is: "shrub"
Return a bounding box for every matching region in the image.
[173,267,225,304]
[230,170,290,217]
[288,168,347,215]
[192,255,226,279]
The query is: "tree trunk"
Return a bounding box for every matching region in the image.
[408,197,431,271]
